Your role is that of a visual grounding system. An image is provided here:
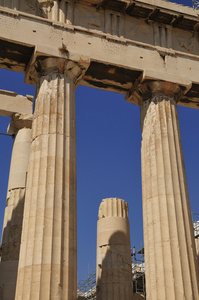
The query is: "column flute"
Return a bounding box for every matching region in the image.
[15,57,88,300]
[130,80,199,300]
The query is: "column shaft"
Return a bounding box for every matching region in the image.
[96,198,133,300]
[0,121,32,300]
[15,72,77,300]
[140,95,199,300]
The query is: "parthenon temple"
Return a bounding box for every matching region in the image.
[0,0,199,299]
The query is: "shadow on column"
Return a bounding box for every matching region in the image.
[96,231,133,300]
[0,189,25,300]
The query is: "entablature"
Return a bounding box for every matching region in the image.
[1,0,199,32]
[0,0,199,109]
[0,90,33,117]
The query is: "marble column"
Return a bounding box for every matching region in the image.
[96,198,133,300]
[15,58,87,300]
[0,114,32,300]
[138,81,199,300]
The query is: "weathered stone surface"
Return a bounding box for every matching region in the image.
[139,81,199,300]
[96,198,132,300]
[1,0,199,106]
[1,189,25,262]
[7,115,32,191]
[0,261,19,300]
[15,58,84,300]
[0,90,33,117]
[0,1,199,299]
[0,114,32,300]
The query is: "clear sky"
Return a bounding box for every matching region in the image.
[0,0,198,283]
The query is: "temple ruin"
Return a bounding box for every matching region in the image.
[96,198,132,300]
[0,0,199,299]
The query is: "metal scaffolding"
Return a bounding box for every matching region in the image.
[77,212,199,299]
[193,213,199,238]
[131,246,146,298]
[77,270,96,299]
[77,247,146,299]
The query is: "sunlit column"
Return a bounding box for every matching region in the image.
[137,81,199,300]
[15,57,88,300]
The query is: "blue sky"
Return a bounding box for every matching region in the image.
[0,0,198,283]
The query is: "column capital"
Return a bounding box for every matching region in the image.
[26,56,90,85]
[7,113,33,135]
[126,80,188,106]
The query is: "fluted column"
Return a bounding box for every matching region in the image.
[137,81,199,300]
[15,58,88,300]
[96,198,133,300]
[0,114,32,300]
